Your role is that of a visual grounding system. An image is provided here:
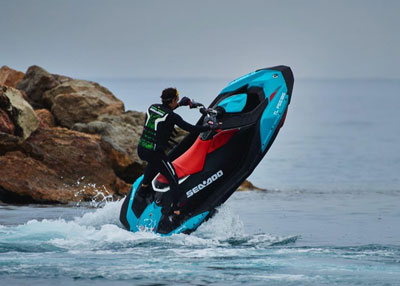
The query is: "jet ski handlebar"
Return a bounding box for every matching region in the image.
[191,99,225,130]
[199,107,219,116]
[190,99,222,116]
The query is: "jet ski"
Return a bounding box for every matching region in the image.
[120,65,294,235]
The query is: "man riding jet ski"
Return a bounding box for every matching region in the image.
[120,65,294,235]
[136,87,219,218]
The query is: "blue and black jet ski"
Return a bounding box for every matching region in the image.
[120,65,294,235]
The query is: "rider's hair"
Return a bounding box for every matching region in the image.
[161,87,178,104]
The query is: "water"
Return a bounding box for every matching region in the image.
[1,78,400,285]
[1,192,399,285]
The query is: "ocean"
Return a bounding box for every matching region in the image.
[1,78,399,285]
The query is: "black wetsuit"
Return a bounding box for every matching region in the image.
[137,103,210,213]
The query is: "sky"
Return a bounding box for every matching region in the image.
[1,0,399,79]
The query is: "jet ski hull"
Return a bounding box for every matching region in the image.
[120,65,294,235]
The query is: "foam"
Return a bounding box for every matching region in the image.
[195,204,245,240]
[0,198,297,254]
[74,199,124,227]
[251,274,311,281]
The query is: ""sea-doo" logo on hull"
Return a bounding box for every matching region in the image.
[186,170,223,198]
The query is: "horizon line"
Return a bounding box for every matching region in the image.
[81,75,400,82]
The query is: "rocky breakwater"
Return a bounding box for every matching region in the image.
[0,66,143,204]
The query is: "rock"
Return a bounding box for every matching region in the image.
[0,66,24,88]
[0,132,22,156]
[16,65,71,109]
[237,180,266,191]
[35,109,56,128]
[26,127,119,188]
[43,80,125,128]
[0,109,15,135]
[0,151,74,204]
[0,86,39,139]
[0,127,131,204]
[73,111,146,183]
[16,65,123,128]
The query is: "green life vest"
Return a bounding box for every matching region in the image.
[139,105,169,150]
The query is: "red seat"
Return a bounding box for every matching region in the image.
[156,129,238,184]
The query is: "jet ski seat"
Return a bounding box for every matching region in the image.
[156,129,238,184]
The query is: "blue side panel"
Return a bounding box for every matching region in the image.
[167,211,210,235]
[252,71,287,101]
[126,175,143,232]
[260,90,289,152]
[218,93,247,113]
[138,203,163,232]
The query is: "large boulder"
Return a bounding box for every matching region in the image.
[0,151,74,204]
[0,66,24,88]
[73,111,146,183]
[0,86,39,140]
[43,80,125,128]
[0,127,131,204]
[16,65,71,109]
[25,127,125,190]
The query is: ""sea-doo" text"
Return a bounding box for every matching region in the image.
[186,170,223,198]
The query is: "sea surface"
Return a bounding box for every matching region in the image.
[1,78,399,285]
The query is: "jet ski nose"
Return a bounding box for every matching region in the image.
[259,65,294,97]
[279,66,294,97]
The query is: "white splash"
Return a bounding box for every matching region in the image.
[0,197,296,254]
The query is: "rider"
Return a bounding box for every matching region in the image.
[137,87,216,216]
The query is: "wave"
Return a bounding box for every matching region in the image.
[0,200,297,254]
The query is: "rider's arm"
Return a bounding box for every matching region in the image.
[172,113,211,133]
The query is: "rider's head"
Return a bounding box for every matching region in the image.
[161,87,179,109]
